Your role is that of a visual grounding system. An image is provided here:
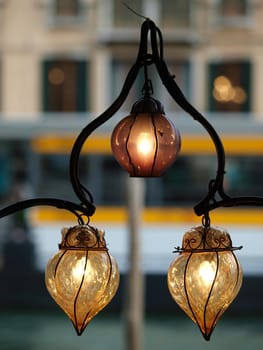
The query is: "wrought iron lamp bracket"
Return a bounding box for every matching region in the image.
[0,19,263,223]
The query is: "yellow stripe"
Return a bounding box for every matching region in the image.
[31,134,263,155]
[182,135,263,155]
[31,134,111,154]
[29,206,263,226]
[215,135,263,156]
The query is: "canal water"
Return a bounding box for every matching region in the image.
[0,311,263,350]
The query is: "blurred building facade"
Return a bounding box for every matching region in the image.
[1,0,263,117]
[0,0,263,275]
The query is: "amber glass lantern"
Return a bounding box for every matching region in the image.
[167,225,243,340]
[45,224,119,335]
[111,97,181,177]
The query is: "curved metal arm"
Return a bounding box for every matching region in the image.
[146,20,263,215]
[147,21,226,212]
[199,196,263,213]
[0,198,95,224]
[69,62,141,208]
[69,20,153,208]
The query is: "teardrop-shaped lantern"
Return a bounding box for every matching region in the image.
[111,97,181,177]
[167,225,243,341]
[45,224,120,335]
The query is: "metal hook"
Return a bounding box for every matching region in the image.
[202,212,211,229]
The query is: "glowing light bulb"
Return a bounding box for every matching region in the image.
[137,132,154,156]
[198,260,216,287]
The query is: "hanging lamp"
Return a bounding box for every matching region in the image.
[167,224,242,340]
[111,96,181,176]
[45,224,119,335]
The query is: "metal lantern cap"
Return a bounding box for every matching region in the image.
[59,224,108,251]
[174,225,243,253]
[130,96,165,114]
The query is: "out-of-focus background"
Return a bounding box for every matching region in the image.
[0,0,263,349]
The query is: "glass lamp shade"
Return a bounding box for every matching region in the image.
[167,225,243,341]
[45,225,120,335]
[111,97,181,177]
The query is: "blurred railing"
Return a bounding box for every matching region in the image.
[0,112,262,139]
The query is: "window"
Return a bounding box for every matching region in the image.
[225,156,263,197]
[113,0,142,27]
[220,0,247,18]
[37,154,89,200]
[0,141,31,201]
[208,61,251,112]
[50,0,83,27]
[0,146,11,199]
[145,155,263,206]
[99,157,126,205]
[157,156,217,205]
[54,0,80,17]
[161,0,190,28]
[0,59,1,111]
[218,0,251,27]
[42,59,88,112]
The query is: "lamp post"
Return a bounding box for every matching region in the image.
[125,177,145,350]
